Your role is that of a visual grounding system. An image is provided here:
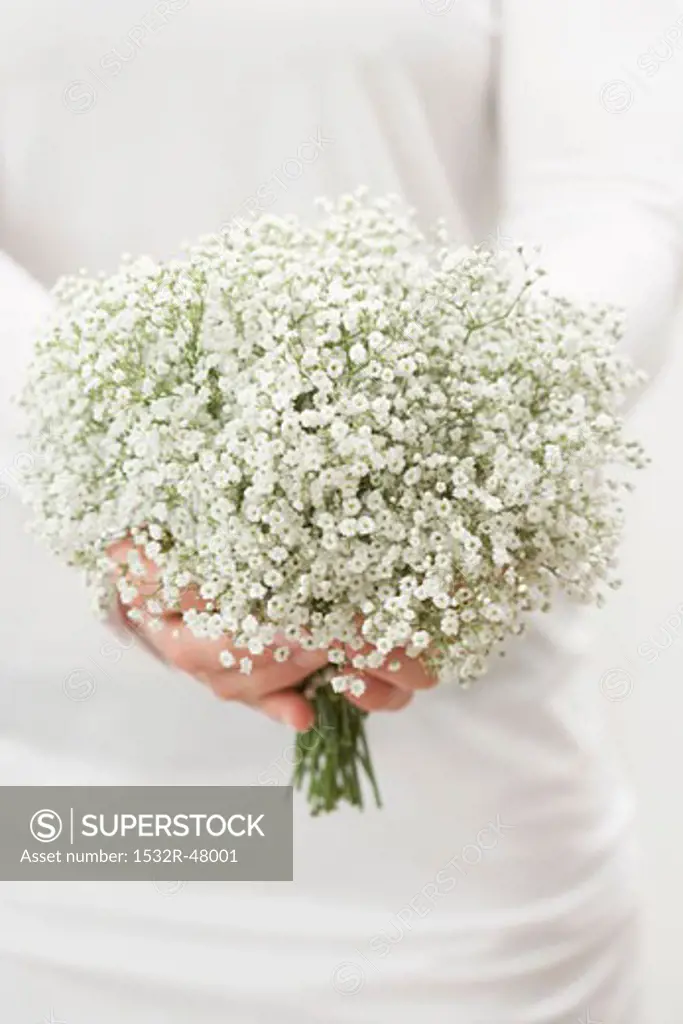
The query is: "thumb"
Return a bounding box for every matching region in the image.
[257,689,316,732]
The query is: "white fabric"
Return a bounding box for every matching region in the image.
[1,0,682,1020]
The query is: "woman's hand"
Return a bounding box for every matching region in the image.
[342,643,438,711]
[108,539,437,729]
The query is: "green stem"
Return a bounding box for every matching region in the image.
[292,667,383,816]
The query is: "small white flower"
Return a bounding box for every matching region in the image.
[330,674,366,697]
[348,676,367,697]
[21,191,643,732]
[330,674,349,693]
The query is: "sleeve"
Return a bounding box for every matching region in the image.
[498,0,683,400]
[0,250,53,495]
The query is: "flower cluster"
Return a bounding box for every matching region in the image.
[20,190,646,692]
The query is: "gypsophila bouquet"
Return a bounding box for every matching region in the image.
[19,190,646,814]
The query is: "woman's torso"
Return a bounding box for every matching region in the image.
[0,2,639,1018]
[0,0,498,279]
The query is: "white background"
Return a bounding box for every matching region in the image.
[601,307,683,1021]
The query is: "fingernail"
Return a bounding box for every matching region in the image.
[283,709,303,730]
[288,707,314,731]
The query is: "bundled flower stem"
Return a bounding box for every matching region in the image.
[293,669,382,815]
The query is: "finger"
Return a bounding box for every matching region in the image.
[343,674,413,712]
[108,537,213,616]
[176,585,209,615]
[107,537,138,568]
[108,537,157,579]
[202,649,328,702]
[350,644,437,691]
[107,538,161,604]
[131,614,329,699]
[255,689,316,731]
[128,610,259,675]
[114,597,168,665]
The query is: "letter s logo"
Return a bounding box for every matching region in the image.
[30,809,63,843]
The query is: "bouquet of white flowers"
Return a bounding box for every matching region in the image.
[19,191,646,814]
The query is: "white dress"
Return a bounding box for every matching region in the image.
[0,1,682,1021]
